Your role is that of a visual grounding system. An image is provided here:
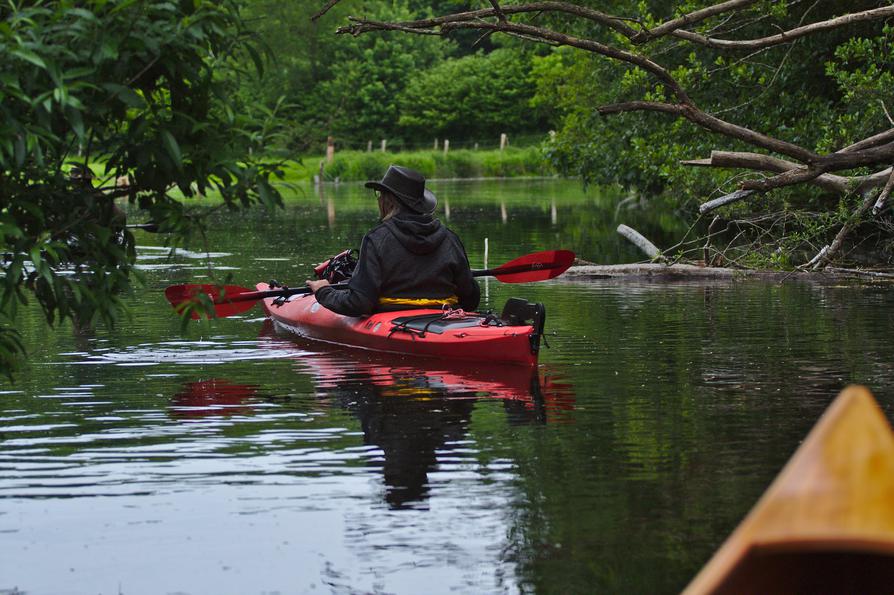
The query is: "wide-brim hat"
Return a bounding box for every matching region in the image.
[365,165,437,214]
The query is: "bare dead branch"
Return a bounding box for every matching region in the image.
[872,168,894,216]
[337,2,894,52]
[683,151,894,195]
[698,189,756,214]
[841,128,894,153]
[338,1,892,171]
[733,142,894,194]
[312,0,343,22]
[671,5,894,50]
[341,18,443,36]
[597,101,817,162]
[635,0,760,41]
[740,165,827,192]
[338,3,638,38]
[597,101,685,116]
[617,224,664,261]
[825,267,894,279]
[821,141,894,169]
[881,101,894,127]
[811,189,881,270]
[338,1,762,44]
[488,0,507,22]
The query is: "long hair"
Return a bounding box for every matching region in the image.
[377,191,401,221]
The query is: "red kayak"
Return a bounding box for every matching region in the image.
[256,282,545,366]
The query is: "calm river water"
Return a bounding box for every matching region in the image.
[3,179,894,594]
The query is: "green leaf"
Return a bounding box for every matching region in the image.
[67,8,99,21]
[13,135,25,167]
[12,49,46,70]
[66,107,85,139]
[64,67,96,80]
[161,130,183,168]
[246,45,264,77]
[102,83,145,108]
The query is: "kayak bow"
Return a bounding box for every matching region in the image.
[684,385,894,594]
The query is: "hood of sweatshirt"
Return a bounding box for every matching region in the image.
[384,214,447,255]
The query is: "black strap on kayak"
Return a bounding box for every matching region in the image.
[387,308,485,339]
[387,313,445,339]
[268,279,291,307]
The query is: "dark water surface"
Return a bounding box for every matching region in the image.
[3,179,894,594]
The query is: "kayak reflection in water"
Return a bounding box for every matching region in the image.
[261,328,575,509]
[304,165,480,316]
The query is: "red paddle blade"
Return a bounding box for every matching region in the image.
[164,284,257,319]
[490,250,576,282]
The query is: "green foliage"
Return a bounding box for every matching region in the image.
[0,0,288,378]
[239,1,555,151]
[819,24,894,152]
[246,0,453,150]
[321,147,552,181]
[537,1,887,195]
[529,0,893,266]
[0,322,24,380]
[398,48,546,140]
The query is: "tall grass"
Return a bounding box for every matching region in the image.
[309,146,554,182]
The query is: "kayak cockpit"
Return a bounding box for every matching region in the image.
[708,544,894,594]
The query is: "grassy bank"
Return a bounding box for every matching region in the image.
[283,146,554,183]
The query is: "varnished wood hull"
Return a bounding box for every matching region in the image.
[684,385,894,594]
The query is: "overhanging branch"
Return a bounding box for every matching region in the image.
[671,6,894,50]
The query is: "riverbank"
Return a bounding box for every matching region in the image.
[564,263,894,283]
[284,146,553,182]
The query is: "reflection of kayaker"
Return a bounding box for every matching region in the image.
[305,165,480,316]
[340,378,475,508]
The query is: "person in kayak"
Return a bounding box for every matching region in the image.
[305,165,480,316]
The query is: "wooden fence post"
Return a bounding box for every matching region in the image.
[500,133,508,151]
[326,136,335,163]
[443,140,449,154]
[380,139,387,152]
[367,140,372,152]
[434,139,439,150]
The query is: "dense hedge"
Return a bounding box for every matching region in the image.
[315,147,553,182]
